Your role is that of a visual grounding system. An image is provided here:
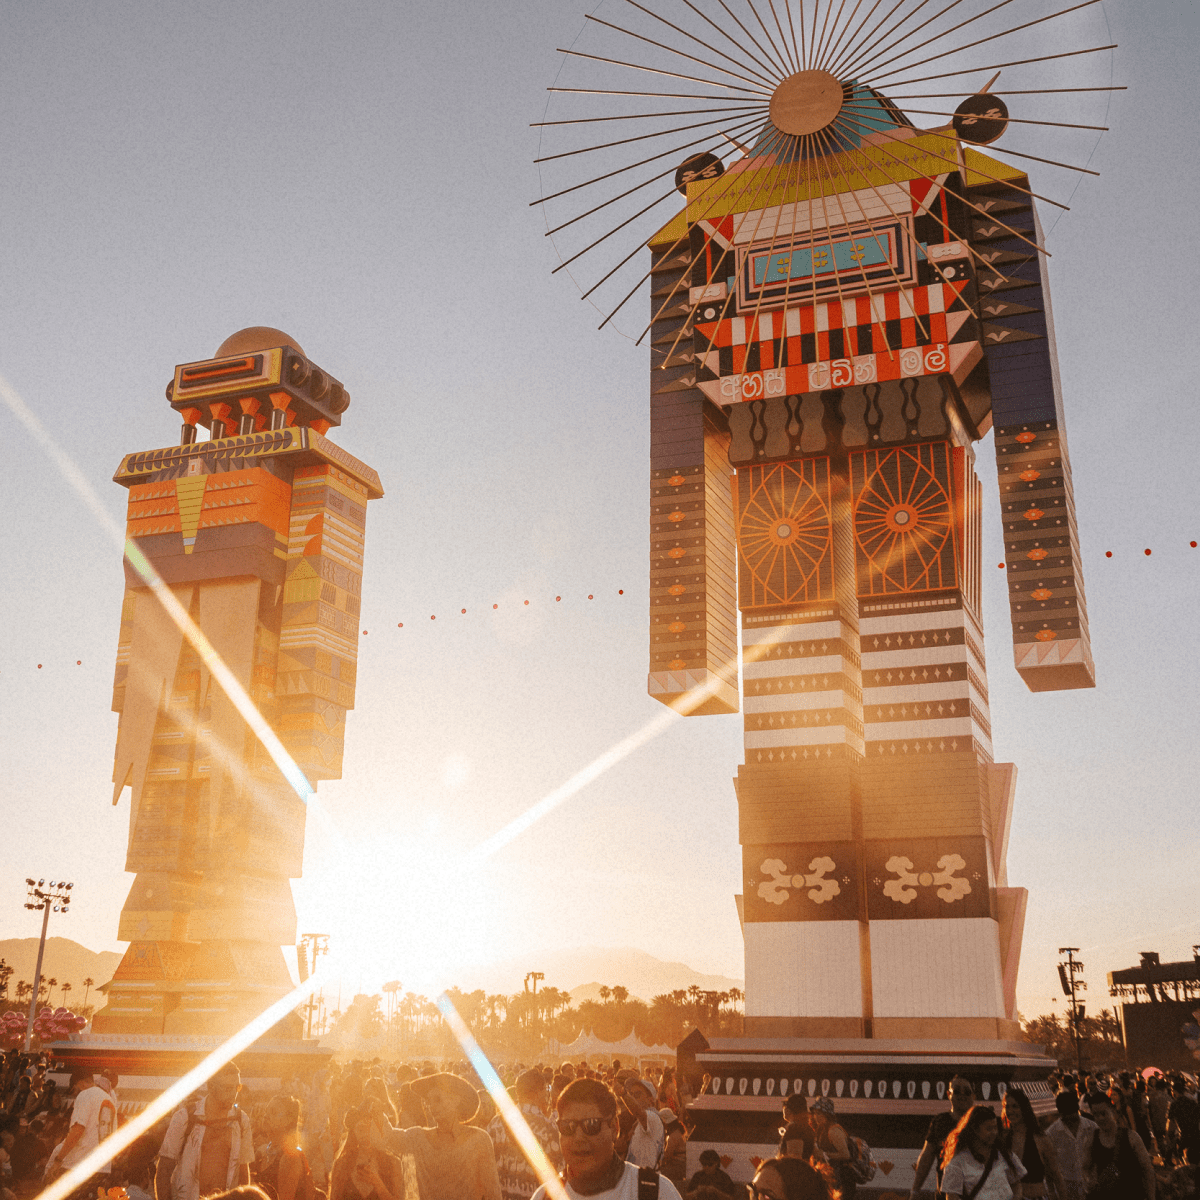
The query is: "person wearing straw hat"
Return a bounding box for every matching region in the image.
[383,1072,500,1200]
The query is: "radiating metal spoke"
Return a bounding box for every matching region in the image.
[981,145,1100,175]
[825,113,1023,294]
[781,0,803,73]
[833,109,1058,243]
[830,0,943,82]
[624,143,781,335]
[715,0,792,79]
[535,111,768,163]
[861,43,1117,91]
[856,0,1106,89]
[883,86,1125,97]
[765,0,799,72]
[815,0,870,74]
[550,110,768,238]
[688,131,807,369]
[872,106,1108,131]
[532,104,766,128]
[548,85,779,98]
[585,13,780,91]
[842,104,1073,210]
[534,111,768,205]
[555,188,693,274]
[636,131,795,341]
[556,46,772,94]
[744,0,798,74]
[824,0,898,80]
[836,0,989,80]
[811,122,925,348]
[677,0,789,82]
[811,0,849,75]
[547,111,763,248]
[620,0,784,87]
[594,159,767,327]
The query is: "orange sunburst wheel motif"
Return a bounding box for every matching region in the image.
[735,459,833,608]
[851,444,960,595]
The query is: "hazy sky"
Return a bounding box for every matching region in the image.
[0,0,1197,1021]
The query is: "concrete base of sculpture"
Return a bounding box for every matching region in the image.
[678,1031,1055,1193]
[46,1033,331,1116]
[91,940,300,1039]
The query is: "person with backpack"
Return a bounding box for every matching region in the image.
[254,1095,319,1200]
[155,1062,255,1200]
[530,1078,682,1200]
[940,1105,1025,1200]
[809,1097,874,1198]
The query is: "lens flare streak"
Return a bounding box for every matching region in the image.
[34,973,324,1200]
[436,994,570,1200]
[0,372,315,806]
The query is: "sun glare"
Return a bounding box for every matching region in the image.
[298,825,508,1000]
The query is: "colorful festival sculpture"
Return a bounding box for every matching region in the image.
[539,0,1114,1178]
[92,328,382,1037]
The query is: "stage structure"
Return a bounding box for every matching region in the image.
[92,327,383,1039]
[537,0,1112,1186]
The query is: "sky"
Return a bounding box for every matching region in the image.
[0,0,1197,1024]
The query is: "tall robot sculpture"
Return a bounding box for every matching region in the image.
[92,328,382,1038]
[645,87,1093,1166]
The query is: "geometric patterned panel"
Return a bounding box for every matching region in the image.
[864,835,992,921]
[851,443,959,596]
[735,459,833,609]
[742,841,861,923]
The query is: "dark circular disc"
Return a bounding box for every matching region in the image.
[953,93,1009,145]
[675,151,725,195]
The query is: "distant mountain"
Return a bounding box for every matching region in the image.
[452,946,742,1002]
[0,938,122,1003]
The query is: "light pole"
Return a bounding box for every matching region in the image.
[24,879,73,1051]
[524,972,545,1054]
[1058,947,1087,1074]
[298,933,329,1039]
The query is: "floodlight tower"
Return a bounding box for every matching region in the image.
[24,879,73,1050]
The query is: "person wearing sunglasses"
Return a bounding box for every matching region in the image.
[749,1155,836,1200]
[530,1079,682,1199]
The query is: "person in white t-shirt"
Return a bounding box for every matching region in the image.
[939,1106,1025,1200]
[531,1078,681,1200]
[57,1069,118,1179]
[620,1079,664,1170]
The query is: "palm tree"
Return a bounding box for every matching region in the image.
[39,977,57,1005]
[15,980,31,1004]
[612,985,629,1004]
[382,981,401,1031]
[61,982,73,1009]
[82,977,95,1009]
[599,986,611,1003]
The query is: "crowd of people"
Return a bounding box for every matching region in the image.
[901,1069,1200,1200]
[2,1046,1199,1200]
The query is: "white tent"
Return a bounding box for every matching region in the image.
[547,1029,676,1063]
